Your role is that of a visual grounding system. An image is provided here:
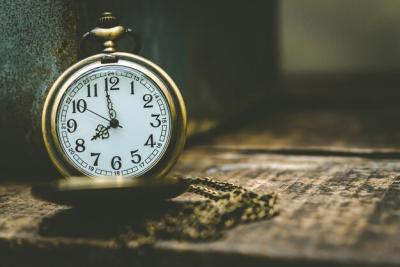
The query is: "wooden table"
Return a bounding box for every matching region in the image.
[1,110,400,267]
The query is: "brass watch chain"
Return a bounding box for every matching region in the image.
[117,176,278,246]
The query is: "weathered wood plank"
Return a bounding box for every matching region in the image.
[176,148,400,264]
[204,110,400,154]
[1,145,400,266]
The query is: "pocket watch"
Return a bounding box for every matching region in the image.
[37,12,187,204]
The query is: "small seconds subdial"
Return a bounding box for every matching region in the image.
[56,65,172,177]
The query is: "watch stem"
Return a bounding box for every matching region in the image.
[98,12,119,28]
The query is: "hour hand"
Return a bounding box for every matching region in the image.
[91,124,111,141]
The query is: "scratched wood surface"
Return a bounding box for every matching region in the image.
[1,110,400,267]
[204,109,400,155]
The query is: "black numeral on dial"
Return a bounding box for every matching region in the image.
[130,81,135,95]
[145,134,156,148]
[130,149,142,164]
[105,76,120,91]
[111,156,122,170]
[143,94,153,108]
[75,138,85,152]
[67,119,77,133]
[72,99,87,113]
[150,114,161,127]
[87,84,98,97]
[90,152,100,166]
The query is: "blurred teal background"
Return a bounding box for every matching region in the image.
[282,0,400,74]
[279,0,400,107]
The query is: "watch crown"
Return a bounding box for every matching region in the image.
[80,11,141,55]
[98,12,119,28]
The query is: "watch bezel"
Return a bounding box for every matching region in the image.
[42,52,187,182]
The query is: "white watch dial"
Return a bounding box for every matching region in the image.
[56,65,172,177]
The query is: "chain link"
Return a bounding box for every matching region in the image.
[116,176,278,247]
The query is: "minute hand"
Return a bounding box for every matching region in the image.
[104,78,118,120]
[79,104,123,128]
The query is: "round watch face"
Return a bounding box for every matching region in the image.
[55,65,172,177]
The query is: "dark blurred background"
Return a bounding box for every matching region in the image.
[1,0,400,178]
[280,0,400,109]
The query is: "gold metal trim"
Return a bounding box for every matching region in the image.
[42,52,187,182]
[31,176,189,206]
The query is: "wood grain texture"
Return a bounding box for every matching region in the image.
[2,110,400,266]
[176,148,400,265]
[204,110,400,155]
[1,144,400,266]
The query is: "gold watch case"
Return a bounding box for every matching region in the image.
[42,52,187,183]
